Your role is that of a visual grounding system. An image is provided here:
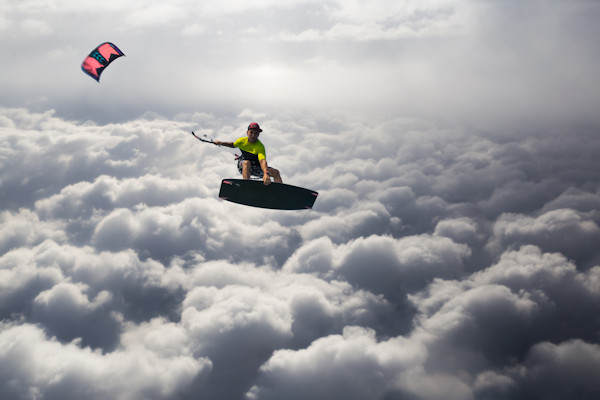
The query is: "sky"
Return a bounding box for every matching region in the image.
[1,1,600,399]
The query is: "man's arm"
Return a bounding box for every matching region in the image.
[213,140,235,148]
[260,159,271,185]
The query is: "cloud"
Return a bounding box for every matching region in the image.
[248,326,436,400]
[283,234,470,311]
[2,1,600,395]
[32,282,120,349]
[3,1,600,127]
[488,209,600,266]
[0,322,210,400]
[0,208,67,254]
[277,0,477,42]
[512,340,600,400]
[409,245,600,383]
[124,4,187,28]
[249,245,600,400]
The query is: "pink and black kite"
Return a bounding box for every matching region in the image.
[81,42,125,82]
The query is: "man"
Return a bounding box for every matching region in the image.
[214,122,282,186]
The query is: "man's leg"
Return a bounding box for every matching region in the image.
[268,167,282,183]
[242,160,251,180]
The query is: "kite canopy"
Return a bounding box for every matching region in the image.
[81,42,125,82]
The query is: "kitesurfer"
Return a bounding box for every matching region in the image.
[214,122,282,186]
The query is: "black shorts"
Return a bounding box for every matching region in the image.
[237,159,264,178]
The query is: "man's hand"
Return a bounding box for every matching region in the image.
[263,172,271,186]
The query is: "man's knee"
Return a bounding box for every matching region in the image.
[268,167,282,182]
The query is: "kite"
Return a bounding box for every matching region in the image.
[81,42,125,82]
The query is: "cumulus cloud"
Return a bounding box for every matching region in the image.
[488,209,600,266]
[2,104,600,399]
[0,322,209,400]
[2,1,600,399]
[248,326,435,400]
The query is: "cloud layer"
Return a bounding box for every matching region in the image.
[3,0,600,399]
[1,106,600,399]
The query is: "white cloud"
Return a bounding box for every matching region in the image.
[0,209,66,254]
[249,326,469,400]
[488,208,600,263]
[277,0,478,42]
[410,245,600,374]
[0,322,209,400]
[34,281,111,312]
[2,27,600,397]
[124,4,187,28]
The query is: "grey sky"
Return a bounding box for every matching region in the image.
[1,0,599,126]
[2,1,600,399]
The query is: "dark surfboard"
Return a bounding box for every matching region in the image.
[219,179,318,210]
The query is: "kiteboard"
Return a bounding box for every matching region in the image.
[219,179,318,210]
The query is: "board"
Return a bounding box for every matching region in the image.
[219,179,319,210]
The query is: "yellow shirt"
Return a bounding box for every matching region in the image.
[234,137,266,162]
